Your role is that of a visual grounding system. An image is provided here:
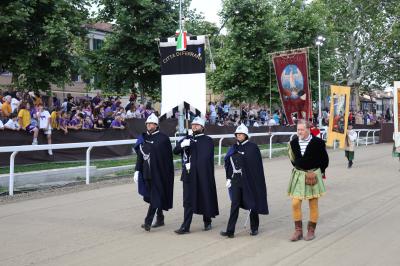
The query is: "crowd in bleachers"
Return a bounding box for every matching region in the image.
[0,89,158,151]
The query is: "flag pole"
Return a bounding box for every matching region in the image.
[179,0,182,32]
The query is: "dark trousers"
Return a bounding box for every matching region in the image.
[181,182,211,230]
[144,205,164,225]
[226,185,259,233]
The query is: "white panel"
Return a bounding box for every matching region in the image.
[394,82,400,145]
[161,73,206,117]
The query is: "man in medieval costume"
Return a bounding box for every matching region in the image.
[133,113,174,231]
[220,124,269,238]
[287,119,329,241]
[345,123,357,168]
[173,117,219,234]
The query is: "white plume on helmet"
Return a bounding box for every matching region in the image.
[191,116,205,127]
[145,113,159,125]
[234,124,249,137]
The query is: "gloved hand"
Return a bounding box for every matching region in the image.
[181,139,191,148]
[133,171,139,183]
[226,179,232,188]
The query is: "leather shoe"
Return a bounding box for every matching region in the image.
[174,228,190,235]
[250,230,258,236]
[152,221,165,228]
[220,231,234,238]
[141,224,151,231]
[203,224,212,231]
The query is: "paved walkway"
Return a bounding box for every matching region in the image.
[0,143,399,266]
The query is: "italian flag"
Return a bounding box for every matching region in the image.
[176,30,187,51]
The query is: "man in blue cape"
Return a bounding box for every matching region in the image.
[133,113,174,231]
[220,124,269,238]
[173,117,219,234]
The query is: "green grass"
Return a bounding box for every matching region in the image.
[0,143,289,175]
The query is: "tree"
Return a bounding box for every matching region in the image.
[0,0,89,92]
[209,0,327,107]
[92,0,218,101]
[320,0,400,110]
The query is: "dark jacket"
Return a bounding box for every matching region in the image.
[134,130,174,211]
[224,140,269,215]
[173,134,219,217]
[289,135,329,173]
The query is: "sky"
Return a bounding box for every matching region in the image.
[190,0,222,26]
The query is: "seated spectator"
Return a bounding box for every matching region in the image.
[82,116,93,130]
[103,112,114,128]
[268,117,277,126]
[2,95,12,121]
[111,115,125,129]
[94,118,106,130]
[68,113,83,130]
[58,111,69,134]
[36,104,53,155]
[5,113,20,131]
[51,107,61,129]
[18,101,39,144]
[126,104,137,119]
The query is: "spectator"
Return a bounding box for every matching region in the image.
[0,119,3,130]
[59,111,69,134]
[82,116,93,130]
[18,101,39,144]
[52,93,61,108]
[94,118,106,130]
[126,104,137,119]
[103,112,114,128]
[11,92,21,113]
[68,113,83,130]
[209,102,217,125]
[61,98,68,112]
[33,92,43,106]
[111,115,125,129]
[268,117,277,126]
[2,95,12,121]
[51,107,61,129]
[36,104,53,155]
[273,111,280,125]
[5,113,20,131]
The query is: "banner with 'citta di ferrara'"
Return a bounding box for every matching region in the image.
[159,36,206,118]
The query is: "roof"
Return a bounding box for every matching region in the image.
[85,22,113,33]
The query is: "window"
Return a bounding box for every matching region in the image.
[93,39,103,50]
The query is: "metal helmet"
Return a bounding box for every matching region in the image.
[145,113,159,125]
[191,116,205,127]
[234,124,249,137]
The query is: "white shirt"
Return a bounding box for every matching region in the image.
[0,119,4,129]
[299,134,312,156]
[268,118,277,126]
[38,110,51,129]
[5,119,19,130]
[11,98,20,112]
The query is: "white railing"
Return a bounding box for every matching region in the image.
[0,129,380,196]
[354,129,381,146]
[0,139,137,196]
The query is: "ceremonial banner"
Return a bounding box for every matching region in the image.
[394,81,400,154]
[159,36,206,118]
[327,86,351,149]
[272,49,312,125]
